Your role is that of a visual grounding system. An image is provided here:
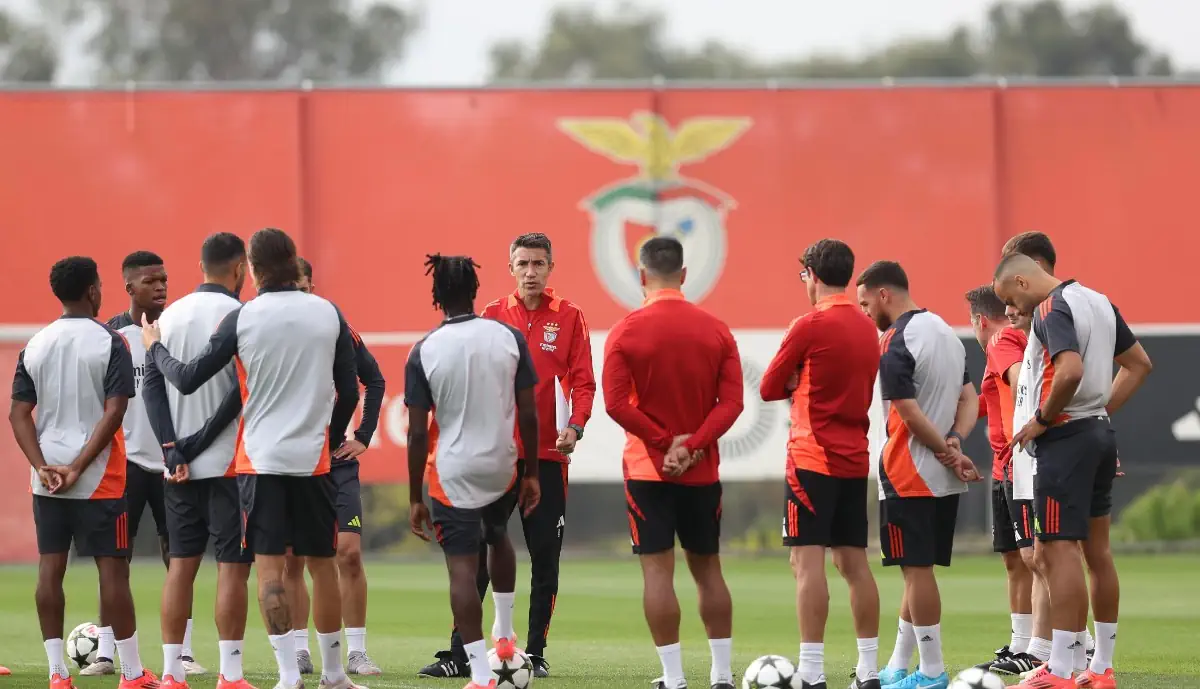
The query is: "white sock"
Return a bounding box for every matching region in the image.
[318,631,346,682]
[656,643,686,689]
[1090,622,1116,674]
[162,644,185,682]
[886,618,916,671]
[1028,637,1052,662]
[464,640,491,686]
[115,634,144,680]
[97,626,116,661]
[1085,627,1096,652]
[1073,631,1088,672]
[1048,629,1075,679]
[914,624,945,678]
[709,638,733,685]
[345,627,366,655]
[492,591,516,641]
[182,619,194,657]
[856,637,880,682]
[292,628,310,654]
[1010,613,1033,654]
[269,633,300,685]
[45,638,69,678]
[798,642,825,684]
[219,640,244,682]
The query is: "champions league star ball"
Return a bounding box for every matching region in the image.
[950,667,1006,689]
[742,655,796,689]
[487,647,534,689]
[66,622,100,668]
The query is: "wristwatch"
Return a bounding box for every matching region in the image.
[567,423,585,440]
[946,430,963,444]
[1034,409,1050,427]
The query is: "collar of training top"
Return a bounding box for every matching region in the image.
[814,293,854,310]
[642,288,686,306]
[195,283,237,298]
[506,286,561,311]
[443,313,478,324]
[257,285,301,294]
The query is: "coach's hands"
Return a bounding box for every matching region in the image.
[409,501,434,542]
[37,466,63,493]
[140,313,162,348]
[1011,416,1047,452]
[48,464,82,493]
[556,427,578,455]
[519,476,541,517]
[334,439,368,460]
[953,455,982,483]
[663,434,706,478]
[785,371,800,393]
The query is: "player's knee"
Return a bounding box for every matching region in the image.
[831,547,869,581]
[283,555,305,581]
[336,543,364,577]
[1002,550,1027,574]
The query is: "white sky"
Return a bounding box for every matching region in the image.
[6,0,1196,84]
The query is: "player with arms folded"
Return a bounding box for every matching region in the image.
[405,254,541,689]
[10,256,158,689]
[993,254,1151,689]
[285,257,387,677]
[856,261,980,689]
[141,228,362,689]
[603,236,744,689]
[759,239,883,689]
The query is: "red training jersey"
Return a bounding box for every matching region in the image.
[602,289,744,485]
[981,326,1028,480]
[480,288,596,462]
[759,293,880,479]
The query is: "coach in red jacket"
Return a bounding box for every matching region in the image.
[418,232,596,680]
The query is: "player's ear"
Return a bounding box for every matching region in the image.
[679,266,687,286]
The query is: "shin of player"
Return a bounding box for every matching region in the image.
[857,261,982,689]
[144,229,362,689]
[603,237,744,689]
[12,256,157,689]
[761,240,882,689]
[406,254,542,689]
[994,255,1151,689]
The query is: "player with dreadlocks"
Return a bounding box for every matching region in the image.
[405,254,542,689]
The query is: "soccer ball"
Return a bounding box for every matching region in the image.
[66,622,100,668]
[487,647,533,689]
[950,667,1006,689]
[742,655,796,689]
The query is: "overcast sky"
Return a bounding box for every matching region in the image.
[7,0,1196,84]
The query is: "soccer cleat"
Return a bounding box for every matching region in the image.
[462,682,496,689]
[991,652,1043,676]
[50,673,75,689]
[492,637,517,663]
[160,677,190,689]
[527,655,550,678]
[975,645,1013,670]
[118,668,162,689]
[81,658,117,676]
[417,651,470,679]
[847,674,882,689]
[0,665,10,676]
[317,675,367,689]
[217,676,259,689]
[270,681,304,689]
[881,671,949,689]
[651,678,687,689]
[296,650,315,675]
[799,680,827,689]
[877,668,908,686]
[346,652,382,676]
[1074,669,1116,689]
[1017,664,1075,688]
[712,684,737,689]
[181,656,207,676]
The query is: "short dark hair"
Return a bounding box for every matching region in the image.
[510,233,552,259]
[965,285,1006,319]
[297,257,313,280]
[639,236,684,277]
[801,239,855,288]
[425,254,481,311]
[1002,231,1056,269]
[121,250,164,275]
[856,260,909,291]
[200,233,246,273]
[248,228,301,289]
[50,256,99,302]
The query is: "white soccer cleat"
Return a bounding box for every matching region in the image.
[272,681,304,689]
[346,652,381,676]
[181,656,208,676]
[318,676,366,689]
[80,659,117,676]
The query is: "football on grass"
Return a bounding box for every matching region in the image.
[743,655,796,688]
[951,667,1006,689]
[66,622,100,668]
[487,647,533,689]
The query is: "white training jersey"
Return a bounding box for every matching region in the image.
[106,313,165,473]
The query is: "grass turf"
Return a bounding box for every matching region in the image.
[0,554,1196,688]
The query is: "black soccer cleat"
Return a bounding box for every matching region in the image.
[417,650,470,679]
[989,651,1042,676]
[651,678,687,689]
[711,684,737,689]
[527,654,550,678]
[799,681,827,689]
[846,678,880,689]
[974,644,1013,670]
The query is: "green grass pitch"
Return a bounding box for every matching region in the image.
[0,554,1195,688]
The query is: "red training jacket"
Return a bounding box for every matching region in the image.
[981,326,1028,480]
[480,288,596,462]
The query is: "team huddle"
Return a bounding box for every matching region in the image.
[10,227,1148,689]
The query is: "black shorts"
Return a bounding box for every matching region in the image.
[782,470,868,548]
[1033,418,1117,542]
[238,473,337,557]
[166,477,253,563]
[125,462,167,542]
[625,480,722,556]
[331,460,363,535]
[992,480,1034,553]
[430,483,519,557]
[880,494,960,568]
[33,495,130,558]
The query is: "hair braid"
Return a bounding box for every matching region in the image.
[425,253,481,311]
